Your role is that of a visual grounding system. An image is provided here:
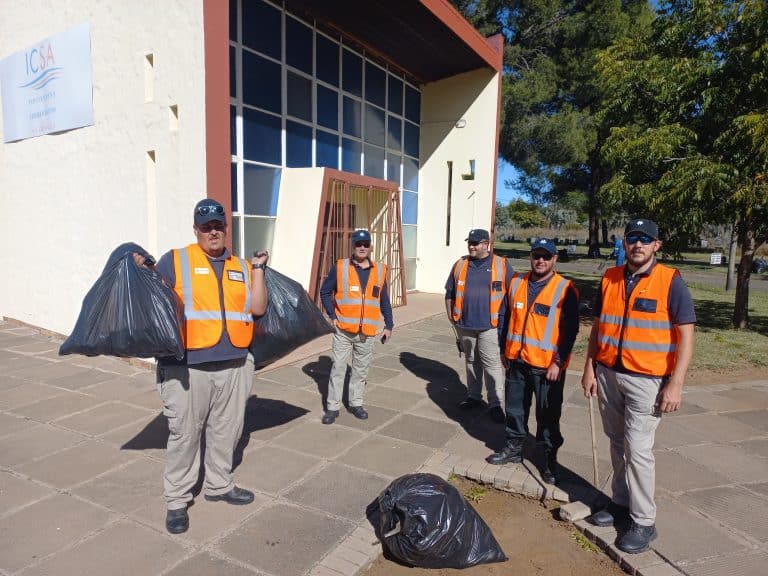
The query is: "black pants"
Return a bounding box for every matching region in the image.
[504,360,564,451]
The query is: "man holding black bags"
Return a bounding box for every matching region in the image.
[134,198,268,535]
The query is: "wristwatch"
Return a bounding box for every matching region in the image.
[251,263,265,270]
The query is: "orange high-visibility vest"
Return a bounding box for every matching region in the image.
[504,272,576,368]
[172,244,253,350]
[333,258,387,336]
[451,255,507,327]
[596,264,679,376]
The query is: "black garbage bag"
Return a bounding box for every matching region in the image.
[249,267,333,369]
[59,242,184,360]
[377,473,507,569]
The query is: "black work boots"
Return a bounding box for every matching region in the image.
[485,440,523,465]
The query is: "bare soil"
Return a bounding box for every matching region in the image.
[363,477,624,576]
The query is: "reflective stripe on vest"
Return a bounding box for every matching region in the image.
[174,244,253,350]
[334,259,386,336]
[595,264,678,376]
[504,272,573,368]
[451,255,507,327]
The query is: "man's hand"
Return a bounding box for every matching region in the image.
[546,362,561,382]
[132,252,155,269]
[581,365,597,398]
[381,328,392,344]
[252,250,269,267]
[656,378,683,413]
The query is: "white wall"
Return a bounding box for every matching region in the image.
[0,0,208,334]
[416,67,500,293]
[270,167,325,289]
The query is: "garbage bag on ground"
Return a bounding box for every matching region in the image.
[249,267,333,369]
[59,242,184,360]
[377,473,507,569]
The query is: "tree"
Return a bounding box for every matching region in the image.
[596,0,768,328]
[452,0,653,255]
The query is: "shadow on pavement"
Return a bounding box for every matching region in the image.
[234,396,309,468]
[302,355,332,408]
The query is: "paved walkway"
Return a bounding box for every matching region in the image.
[1,293,767,576]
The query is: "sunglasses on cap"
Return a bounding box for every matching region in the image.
[197,222,226,233]
[196,204,225,217]
[625,234,655,245]
[468,240,488,247]
[531,252,553,261]
[354,241,371,248]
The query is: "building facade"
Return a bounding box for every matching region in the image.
[0,0,502,335]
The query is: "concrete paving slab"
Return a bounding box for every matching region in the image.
[132,492,269,545]
[715,387,768,409]
[10,361,95,384]
[557,449,612,489]
[241,398,310,442]
[676,443,768,483]
[80,374,157,401]
[45,367,123,390]
[736,438,768,458]
[377,413,459,449]
[745,481,768,498]
[653,449,731,493]
[673,413,764,442]
[329,405,400,432]
[21,520,186,576]
[680,485,768,542]
[0,411,39,437]
[653,418,716,449]
[441,430,494,461]
[284,462,390,521]
[559,421,611,457]
[15,440,136,489]
[406,394,470,423]
[0,355,54,374]
[682,389,758,412]
[364,365,402,385]
[68,354,147,375]
[0,373,26,391]
[724,409,768,432]
[258,364,319,389]
[372,369,430,392]
[164,552,259,576]
[369,353,408,371]
[363,384,424,412]
[684,551,768,576]
[56,401,156,436]
[0,493,113,573]
[218,503,353,576]
[1,424,84,467]
[272,421,366,459]
[11,390,104,422]
[251,385,323,416]
[0,471,54,515]
[120,387,164,410]
[0,381,65,409]
[6,340,59,354]
[100,413,168,457]
[235,444,321,495]
[73,458,165,514]
[338,435,433,478]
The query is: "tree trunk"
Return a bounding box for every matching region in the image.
[725,222,738,291]
[587,164,602,258]
[733,216,755,329]
[601,219,609,246]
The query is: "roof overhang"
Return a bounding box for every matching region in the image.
[284,0,503,84]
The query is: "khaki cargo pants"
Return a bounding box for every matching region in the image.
[158,357,253,510]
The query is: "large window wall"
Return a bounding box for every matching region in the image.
[229,0,419,288]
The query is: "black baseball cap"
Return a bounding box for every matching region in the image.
[465,229,490,242]
[194,199,226,226]
[624,218,659,240]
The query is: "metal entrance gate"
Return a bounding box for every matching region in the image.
[312,178,407,308]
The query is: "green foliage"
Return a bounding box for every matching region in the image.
[463,485,487,503]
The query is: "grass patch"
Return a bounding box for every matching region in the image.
[463,485,487,503]
[571,531,599,553]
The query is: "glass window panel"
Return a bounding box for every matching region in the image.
[365,62,386,108]
[342,138,361,174]
[243,51,281,114]
[364,145,384,179]
[388,75,403,115]
[402,225,417,258]
[316,34,339,86]
[402,190,418,224]
[364,104,385,146]
[404,121,420,157]
[243,164,281,216]
[403,155,419,191]
[232,216,242,256]
[230,105,236,156]
[317,130,338,168]
[405,84,421,123]
[286,16,312,74]
[286,121,312,167]
[386,153,400,184]
[342,49,362,97]
[317,85,338,130]
[244,216,276,256]
[342,96,361,138]
[229,0,237,41]
[243,107,281,165]
[287,72,312,121]
[231,162,238,212]
[229,45,236,98]
[242,0,281,59]
[405,257,416,290]
[387,114,402,151]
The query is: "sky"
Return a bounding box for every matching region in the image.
[495,158,523,205]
